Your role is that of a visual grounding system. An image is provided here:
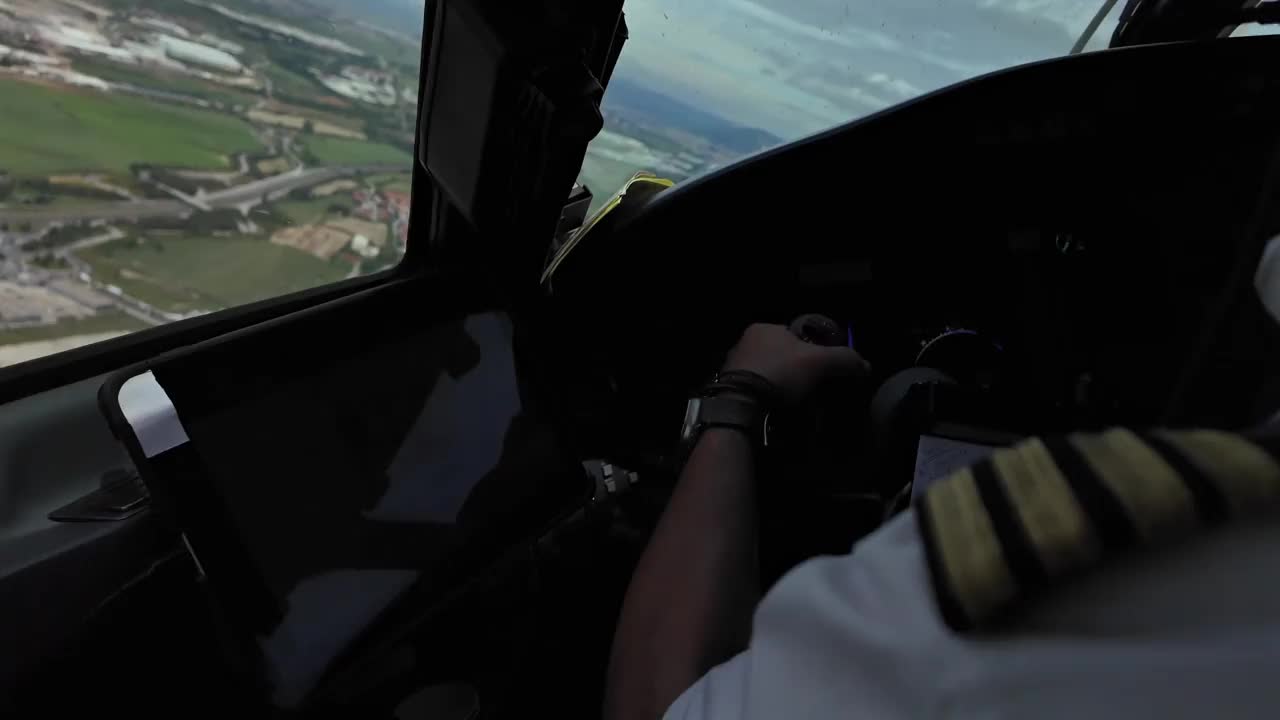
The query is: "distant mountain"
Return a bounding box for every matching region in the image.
[603,75,782,155]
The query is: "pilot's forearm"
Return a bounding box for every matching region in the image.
[605,427,759,720]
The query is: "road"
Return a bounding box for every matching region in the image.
[59,251,171,327]
[202,163,405,207]
[2,226,170,327]
[0,199,189,226]
[55,226,125,254]
[203,165,340,208]
[0,163,406,225]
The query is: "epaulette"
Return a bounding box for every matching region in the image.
[916,428,1280,631]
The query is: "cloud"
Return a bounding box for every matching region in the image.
[608,0,1117,139]
[866,72,925,98]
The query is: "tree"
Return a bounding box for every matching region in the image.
[302,119,315,135]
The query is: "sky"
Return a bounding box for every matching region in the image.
[607,0,1122,140]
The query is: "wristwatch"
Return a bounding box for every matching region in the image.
[680,393,771,451]
[680,370,780,457]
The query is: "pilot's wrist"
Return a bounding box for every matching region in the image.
[687,426,757,479]
[698,423,757,449]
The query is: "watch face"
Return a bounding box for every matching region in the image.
[680,398,702,445]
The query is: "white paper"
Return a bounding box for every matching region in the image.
[261,569,419,708]
[913,435,997,499]
[118,370,190,457]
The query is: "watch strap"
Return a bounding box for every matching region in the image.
[697,394,764,433]
[704,370,781,409]
[683,394,769,453]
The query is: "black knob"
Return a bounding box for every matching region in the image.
[789,314,844,347]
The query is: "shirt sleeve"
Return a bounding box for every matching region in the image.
[662,502,1280,720]
[662,513,949,720]
[663,650,751,720]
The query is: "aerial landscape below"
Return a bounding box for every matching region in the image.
[0,0,422,364]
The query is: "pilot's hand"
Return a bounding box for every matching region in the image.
[723,323,870,404]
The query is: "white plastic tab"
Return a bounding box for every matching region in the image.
[118,370,190,458]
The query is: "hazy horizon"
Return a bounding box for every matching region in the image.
[345,0,1118,140]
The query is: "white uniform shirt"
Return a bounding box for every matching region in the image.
[667,511,1280,719]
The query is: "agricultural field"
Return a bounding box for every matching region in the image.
[300,136,414,166]
[274,197,353,226]
[366,173,413,194]
[0,78,261,178]
[0,311,146,347]
[262,63,332,105]
[72,57,263,109]
[261,100,366,133]
[78,234,347,314]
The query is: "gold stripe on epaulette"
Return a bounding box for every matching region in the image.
[1070,429,1198,542]
[993,438,1100,574]
[921,467,1017,624]
[918,428,1280,633]
[1158,430,1280,513]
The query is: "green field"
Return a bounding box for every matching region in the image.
[78,234,346,314]
[301,136,413,166]
[73,58,262,108]
[274,197,350,225]
[263,64,331,103]
[264,100,366,133]
[366,173,413,194]
[0,311,147,346]
[0,78,263,178]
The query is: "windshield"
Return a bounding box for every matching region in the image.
[579,0,1120,211]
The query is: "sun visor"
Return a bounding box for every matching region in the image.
[419,0,624,251]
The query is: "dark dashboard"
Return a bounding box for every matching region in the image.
[537,36,1280,464]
